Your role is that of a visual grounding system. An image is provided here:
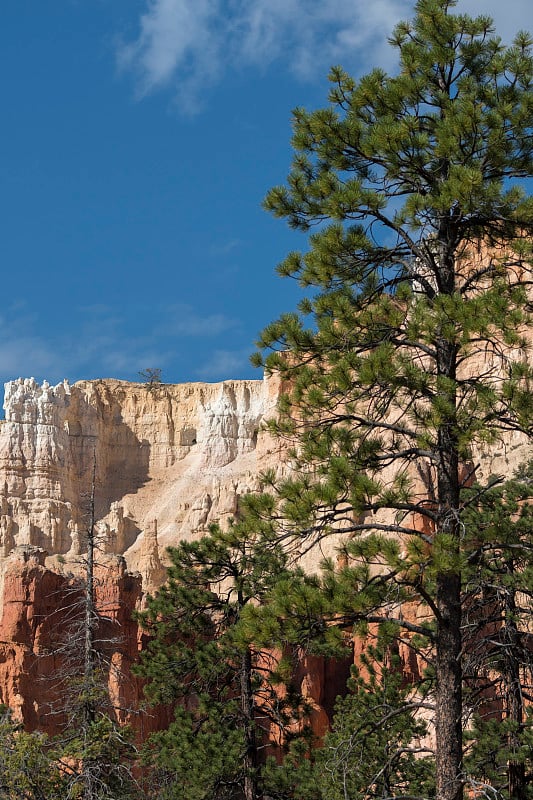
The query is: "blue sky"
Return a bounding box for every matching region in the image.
[0,0,530,389]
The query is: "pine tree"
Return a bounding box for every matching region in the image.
[135,523,310,800]
[315,650,434,800]
[263,645,434,800]
[0,706,67,800]
[252,2,533,798]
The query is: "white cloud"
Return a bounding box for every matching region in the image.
[117,0,222,111]
[118,0,412,109]
[118,0,532,110]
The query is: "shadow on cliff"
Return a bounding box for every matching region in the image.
[66,402,152,533]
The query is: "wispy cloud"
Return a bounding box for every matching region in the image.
[461,0,532,42]
[208,238,242,257]
[118,0,412,110]
[157,304,239,337]
[0,305,165,388]
[0,337,62,378]
[0,302,248,391]
[70,311,171,378]
[117,0,222,112]
[195,348,253,380]
[0,308,66,382]
[118,0,530,111]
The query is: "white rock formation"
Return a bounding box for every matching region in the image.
[0,376,284,582]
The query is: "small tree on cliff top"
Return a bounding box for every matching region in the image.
[251,1,533,798]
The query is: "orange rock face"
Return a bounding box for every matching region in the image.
[0,547,158,737]
[0,546,354,751]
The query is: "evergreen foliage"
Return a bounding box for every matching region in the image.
[0,703,135,800]
[0,707,67,800]
[135,523,310,800]
[4,2,533,798]
[264,646,434,800]
[250,1,533,798]
[315,655,433,800]
[461,465,533,798]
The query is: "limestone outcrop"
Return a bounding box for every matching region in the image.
[0,376,284,586]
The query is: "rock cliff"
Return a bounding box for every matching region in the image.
[1,372,526,586]
[0,373,529,736]
[0,376,284,588]
[0,547,146,731]
[0,375,289,730]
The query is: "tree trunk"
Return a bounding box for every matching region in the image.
[83,454,97,800]
[241,647,258,800]
[504,561,526,800]
[435,323,463,800]
[435,571,463,800]
[84,459,96,726]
